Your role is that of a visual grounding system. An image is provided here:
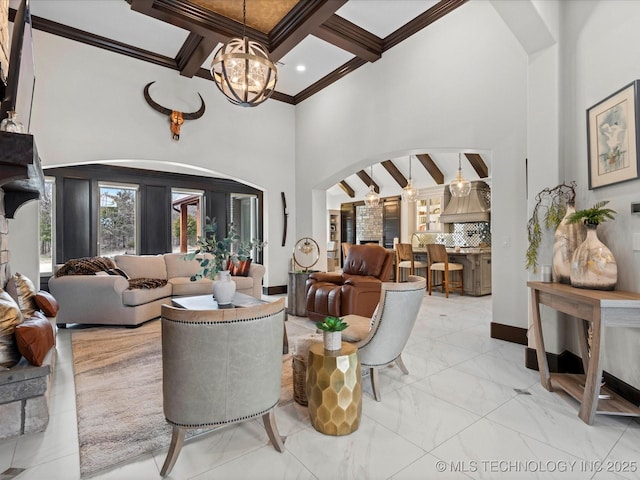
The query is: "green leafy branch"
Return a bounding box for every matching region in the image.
[184,218,265,280]
[526,181,577,273]
[566,201,616,226]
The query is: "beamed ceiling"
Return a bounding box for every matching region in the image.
[10,0,491,198]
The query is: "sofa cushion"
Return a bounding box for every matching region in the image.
[34,291,59,317]
[164,252,213,279]
[15,311,55,367]
[168,277,214,296]
[6,273,38,318]
[0,290,24,368]
[122,283,172,307]
[230,275,253,292]
[115,255,167,280]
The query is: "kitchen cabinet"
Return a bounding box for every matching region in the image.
[415,187,449,233]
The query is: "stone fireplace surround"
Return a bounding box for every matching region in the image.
[0,189,56,440]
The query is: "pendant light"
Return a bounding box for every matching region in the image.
[364,166,380,208]
[210,0,277,107]
[449,152,472,197]
[402,155,418,202]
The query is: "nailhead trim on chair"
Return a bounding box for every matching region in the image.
[166,402,278,428]
[163,309,285,325]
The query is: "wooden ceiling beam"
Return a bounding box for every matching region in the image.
[356,170,380,193]
[464,153,489,178]
[416,154,444,185]
[384,0,468,51]
[176,32,222,78]
[381,160,408,188]
[314,15,382,63]
[339,181,355,198]
[269,0,348,61]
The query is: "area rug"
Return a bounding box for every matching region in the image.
[71,320,294,478]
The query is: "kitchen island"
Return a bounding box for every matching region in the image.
[414,247,491,296]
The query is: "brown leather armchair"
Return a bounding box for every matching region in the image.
[305,244,394,322]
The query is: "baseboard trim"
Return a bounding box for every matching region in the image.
[264,285,286,295]
[525,347,640,407]
[490,322,527,345]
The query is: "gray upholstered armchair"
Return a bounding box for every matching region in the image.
[159,298,286,476]
[341,276,426,401]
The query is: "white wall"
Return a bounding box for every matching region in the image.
[18,30,296,289]
[561,0,640,387]
[7,201,39,283]
[295,0,529,329]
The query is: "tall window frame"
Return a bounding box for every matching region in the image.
[171,188,204,253]
[97,182,139,256]
[38,177,55,274]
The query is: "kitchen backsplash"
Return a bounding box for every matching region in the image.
[413,222,491,248]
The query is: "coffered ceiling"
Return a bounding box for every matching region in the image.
[14,0,467,103]
[9,0,490,199]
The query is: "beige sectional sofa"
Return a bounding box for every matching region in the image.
[48,253,265,327]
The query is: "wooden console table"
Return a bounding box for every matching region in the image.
[528,281,640,425]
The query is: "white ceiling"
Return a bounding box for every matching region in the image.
[12,0,490,200]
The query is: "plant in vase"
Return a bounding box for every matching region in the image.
[184,218,265,304]
[315,316,349,351]
[526,181,585,283]
[565,201,617,290]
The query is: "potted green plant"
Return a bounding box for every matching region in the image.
[184,218,265,303]
[565,201,617,290]
[526,182,577,273]
[315,316,349,351]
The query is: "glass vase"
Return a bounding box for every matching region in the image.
[553,203,585,284]
[570,224,617,290]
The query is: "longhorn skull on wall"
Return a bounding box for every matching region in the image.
[143,81,205,141]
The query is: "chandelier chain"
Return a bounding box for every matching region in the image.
[242,0,246,37]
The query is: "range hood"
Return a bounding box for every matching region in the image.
[439,180,491,224]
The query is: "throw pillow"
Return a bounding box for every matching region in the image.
[6,272,38,318]
[229,258,252,277]
[34,290,59,317]
[15,311,55,367]
[0,290,24,368]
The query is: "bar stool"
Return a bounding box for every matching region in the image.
[426,243,463,297]
[395,243,428,282]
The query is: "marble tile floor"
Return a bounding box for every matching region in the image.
[1,292,639,480]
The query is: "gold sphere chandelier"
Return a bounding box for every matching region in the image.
[402,155,418,202]
[210,0,277,107]
[449,152,472,197]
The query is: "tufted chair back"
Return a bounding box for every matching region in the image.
[343,244,394,280]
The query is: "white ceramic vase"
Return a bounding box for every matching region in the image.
[323,331,342,351]
[553,203,585,284]
[570,224,617,290]
[212,270,236,305]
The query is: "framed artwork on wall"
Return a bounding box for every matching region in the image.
[587,80,640,189]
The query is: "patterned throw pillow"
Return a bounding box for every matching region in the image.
[0,290,24,368]
[6,272,38,318]
[228,258,252,277]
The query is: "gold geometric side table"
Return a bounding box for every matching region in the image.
[306,342,362,435]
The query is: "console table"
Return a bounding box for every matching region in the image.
[528,281,640,425]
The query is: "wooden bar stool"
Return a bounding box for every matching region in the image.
[395,243,428,282]
[426,243,463,297]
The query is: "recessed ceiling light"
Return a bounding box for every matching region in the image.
[296,65,306,72]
